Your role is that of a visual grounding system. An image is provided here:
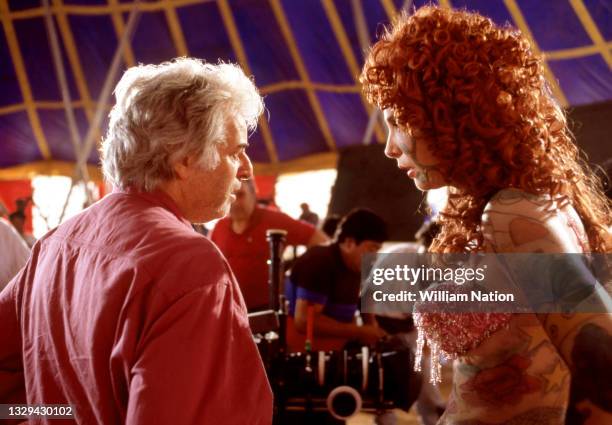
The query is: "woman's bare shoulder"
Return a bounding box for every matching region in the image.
[481,188,588,253]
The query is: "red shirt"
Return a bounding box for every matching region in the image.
[210,206,315,310]
[0,190,272,425]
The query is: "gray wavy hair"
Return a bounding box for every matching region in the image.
[101,58,264,191]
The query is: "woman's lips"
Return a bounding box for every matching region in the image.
[407,169,417,178]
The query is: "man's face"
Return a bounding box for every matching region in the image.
[181,119,252,223]
[229,180,257,222]
[343,238,382,272]
[383,109,446,191]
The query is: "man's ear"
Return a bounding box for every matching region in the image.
[340,237,356,251]
[172,155,197,180]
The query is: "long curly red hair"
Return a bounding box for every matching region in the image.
[360,6,610,253]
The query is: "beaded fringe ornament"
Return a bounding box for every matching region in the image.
[413,311,513,384]
[414,321,443,384]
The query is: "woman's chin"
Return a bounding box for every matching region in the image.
[414,179,440,192]
[413,171,445,191]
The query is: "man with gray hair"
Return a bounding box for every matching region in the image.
[0,58,272,424]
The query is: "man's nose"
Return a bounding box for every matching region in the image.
[238,152,253,181]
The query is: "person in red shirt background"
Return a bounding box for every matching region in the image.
[0,58,272,425]
[211,179,328,311]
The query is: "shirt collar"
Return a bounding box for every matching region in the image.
[115,186,192,228]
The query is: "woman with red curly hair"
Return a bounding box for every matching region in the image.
[361,5,611,425]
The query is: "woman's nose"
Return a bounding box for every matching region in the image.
[384,135,401,159]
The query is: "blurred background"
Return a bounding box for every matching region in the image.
[0,0,610,242]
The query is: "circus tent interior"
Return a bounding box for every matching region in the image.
[0,0,610,238]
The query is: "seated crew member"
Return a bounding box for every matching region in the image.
[0,58,272,424]
[288,208,388,349]
[288,208,422,417]
[211,179,328,311]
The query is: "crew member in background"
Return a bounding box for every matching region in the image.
[9,210,36,248]
[288,208,387,349]
[0,218,29,291]
[287,208,422,421]
[211,179,328,311]
[0,201,8,218]
[298,202,319,226]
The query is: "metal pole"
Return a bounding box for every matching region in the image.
[355,0,413,145]
[42,0,93,203]
[352,0,385,145]
[57,179,76,226]
[75,5,141,170]
[59,3,141,224]
[402,0,413,13]
[351,0,370,61]
[362,108,381,145]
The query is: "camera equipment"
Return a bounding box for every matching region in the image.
[248,229,420,424]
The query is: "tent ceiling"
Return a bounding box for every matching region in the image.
[0,0,610,179]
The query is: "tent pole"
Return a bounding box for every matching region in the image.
[59,4,141,224]
[74,3,141,174]
[351,0,370,60]
[57,179,76,227]
[362,109,381,145]
[356,0,412,145]
[403,0,414,13]
[352,0,385,145]
[42,0,92,204]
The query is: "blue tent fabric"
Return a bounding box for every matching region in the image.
[0,0,610,177]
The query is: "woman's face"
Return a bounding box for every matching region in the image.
[383,109,447,191]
